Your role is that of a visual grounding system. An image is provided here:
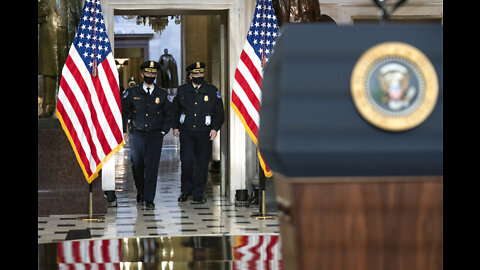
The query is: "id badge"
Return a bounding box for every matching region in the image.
[205,116,211,126]
[180,114,186,123]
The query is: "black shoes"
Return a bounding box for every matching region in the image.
[107,199,117,207]
[145,201,155,210]
[138,193,153,209]
[193,195,206,203]
[178,193,190,202]
[137,193,144,204]
[178,193,205,203]
[104,191,117,207]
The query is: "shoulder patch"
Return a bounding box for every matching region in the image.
[122,89,129,98]
[216,91,222,98]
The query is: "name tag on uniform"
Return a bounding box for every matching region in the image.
[205,116,211,126]
[180,114,186,123]
[134,97,141,100]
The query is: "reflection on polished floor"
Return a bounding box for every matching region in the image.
[38,132,282,269]
[39,235,282,269]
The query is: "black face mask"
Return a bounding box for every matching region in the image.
[192,76,204,85]
[144,76,155,85]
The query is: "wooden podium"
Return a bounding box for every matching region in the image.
[274,174,442,270]
[259,24,443,270]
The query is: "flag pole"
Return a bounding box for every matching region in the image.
[251,161,275,220]
[250,0,274,220]
[77,183,105,222]
[89,183,93,218]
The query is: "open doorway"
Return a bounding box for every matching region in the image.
[113,9,230,197]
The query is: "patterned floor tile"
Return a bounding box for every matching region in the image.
[38,133,280,244]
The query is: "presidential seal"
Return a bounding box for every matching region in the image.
[350,42,438,132]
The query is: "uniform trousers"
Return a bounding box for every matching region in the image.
[129,129,164,202]
[179,130,212,197]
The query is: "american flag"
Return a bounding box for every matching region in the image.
[231,0,280,178]
[56,0,124,183]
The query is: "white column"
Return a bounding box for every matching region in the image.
[102,155,116,191]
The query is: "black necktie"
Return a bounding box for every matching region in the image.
[147,87,151,95]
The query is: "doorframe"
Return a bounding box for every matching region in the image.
[102,0,256,202]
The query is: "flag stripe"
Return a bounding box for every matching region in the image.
[57,93,95,176]
[99,55,123,142]
[243,40,263,79]
[57,242,67,263]
[234,69,260,114]
[231,93,258,140]
[89,241,96,263]
[239,57,262,97]
[104,54,122,111]
[101,240,112,263]
[266,233,278,260]
[232,80,260,127]
[248,235,263,261]
[237,53,262,104]
[72,241,82,263]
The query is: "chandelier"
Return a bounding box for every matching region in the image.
[121,15,181,34]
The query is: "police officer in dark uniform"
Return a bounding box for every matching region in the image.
[122,61,173,210]
[172,62,225,203]
[127,76,136,88]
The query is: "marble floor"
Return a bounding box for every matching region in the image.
[38,132,282,269]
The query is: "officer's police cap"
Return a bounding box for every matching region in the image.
[128,76,135,82]
[186,61,206,74]
[140,61,159,73]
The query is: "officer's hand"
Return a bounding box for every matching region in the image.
[173,129,180,137]
[209,130,217,141]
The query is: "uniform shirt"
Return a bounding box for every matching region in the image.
[121,84,172,133]
[143,83,153,94]
[172,82,225,132]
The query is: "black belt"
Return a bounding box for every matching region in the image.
[132,128,162,133]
